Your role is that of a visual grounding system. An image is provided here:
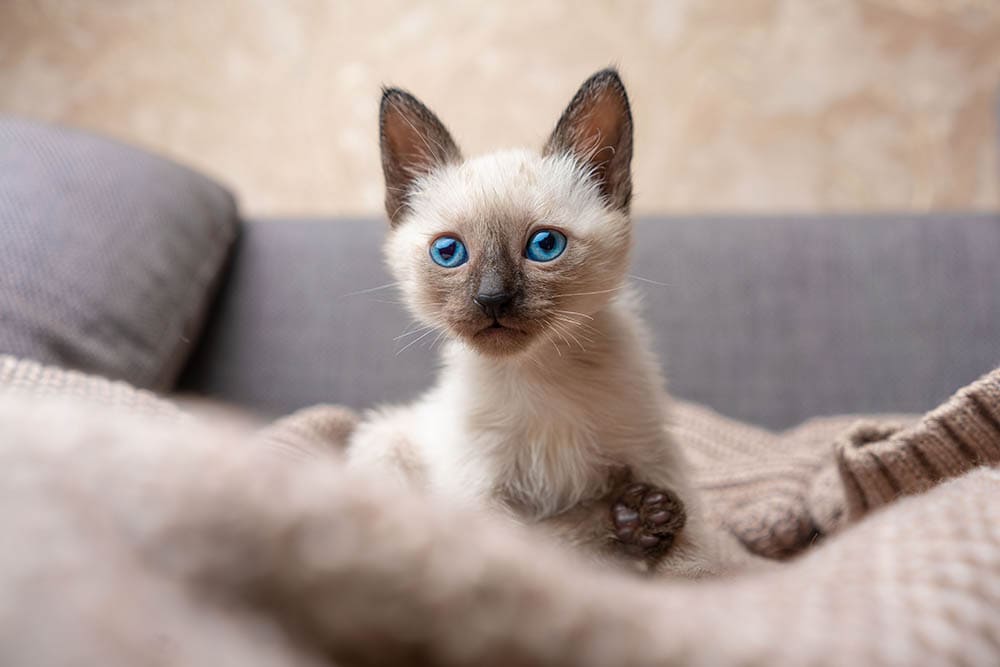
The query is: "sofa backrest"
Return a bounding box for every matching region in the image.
[178,214,1000,429]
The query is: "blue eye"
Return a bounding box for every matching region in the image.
[429,236,468,268]
[525,229,567,262]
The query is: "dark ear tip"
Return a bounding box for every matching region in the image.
[586,67,625,91]
[380,87,417,114]
[591,67,622,81]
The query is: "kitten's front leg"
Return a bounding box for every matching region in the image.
[536,469,687,571]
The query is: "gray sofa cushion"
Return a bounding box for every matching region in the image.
[179,215,1000,429]
[0,117,238,390]
[637,214,1000,428]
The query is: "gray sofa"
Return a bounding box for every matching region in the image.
[178,213,1000,429]
[4,117,1000,429]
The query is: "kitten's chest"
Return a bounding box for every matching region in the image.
[458,378,625,517]
[429,317,672,517]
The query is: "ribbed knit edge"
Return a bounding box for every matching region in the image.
[836,368,1000,519]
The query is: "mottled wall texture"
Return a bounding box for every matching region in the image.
[2,0,998,216]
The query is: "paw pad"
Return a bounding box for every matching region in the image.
[611,482,686,558]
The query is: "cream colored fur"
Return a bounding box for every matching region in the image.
[347,148,728,575]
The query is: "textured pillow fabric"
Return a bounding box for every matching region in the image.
[0,116,238,389]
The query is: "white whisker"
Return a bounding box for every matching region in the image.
[549,322,572,350]
[342,281,400,298]
[396,327,438,355]
[394,324,435,341]
[550,318,588,352]
[553,309,594,320]
[555,286,625,299]
[551,313,601,340]
[542,330,563,357]
[628,274,671,287]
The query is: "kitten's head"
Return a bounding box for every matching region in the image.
[379,69,633,358]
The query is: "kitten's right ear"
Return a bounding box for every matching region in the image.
[543,68,633,213]
[379,88,461,225]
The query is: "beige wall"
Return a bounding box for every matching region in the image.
[2,0,998,217]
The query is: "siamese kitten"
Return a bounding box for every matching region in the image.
[348,69,713,574]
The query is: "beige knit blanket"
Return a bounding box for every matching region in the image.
[1,355,998,665]
[263,371,1000,561]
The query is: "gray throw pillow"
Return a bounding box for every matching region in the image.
[0,116,239,390]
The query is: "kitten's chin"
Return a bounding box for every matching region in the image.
[463,323,535,357]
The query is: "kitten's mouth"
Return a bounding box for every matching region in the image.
[476,320,520,336]
[466,319,531,355]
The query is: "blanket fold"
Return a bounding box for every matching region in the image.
[2,354,999,665]
[835,369,1000,518]
[0,388,998,666]
[10,351,995,563]
[244,366,1000,561]
[671,369,1000,558]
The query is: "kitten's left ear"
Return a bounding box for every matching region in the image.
[543,68,633,213]
[379,88,462,225]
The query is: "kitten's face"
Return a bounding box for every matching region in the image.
[379,69,633,358]
[386,151,629,356]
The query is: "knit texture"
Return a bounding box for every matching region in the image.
[674,368,1000,558]
[836,369,1000,516]
[256,403,359,461]
[262,369,1000,561]
[0,386,998,666]
[15,347,991,564]
[0,354,180,418]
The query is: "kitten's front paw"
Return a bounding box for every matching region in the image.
[611,482,686,560]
